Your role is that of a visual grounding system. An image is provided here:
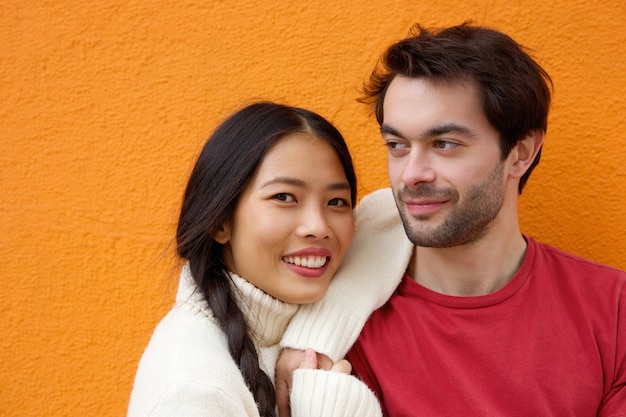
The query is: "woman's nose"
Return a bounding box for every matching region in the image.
[297,208,331,239]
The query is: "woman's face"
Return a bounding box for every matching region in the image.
[216,133,355,304]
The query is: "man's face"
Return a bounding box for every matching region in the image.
[381,76,508,248]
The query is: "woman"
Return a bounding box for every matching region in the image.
[127,102,381,417]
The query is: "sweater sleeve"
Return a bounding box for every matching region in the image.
[280,188,413,361]
[127,294,263,417]
[290,369,382,417]
[142,381,259,417]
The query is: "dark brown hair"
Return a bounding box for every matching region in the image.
[175,101,356,416]
[361,22,553,193]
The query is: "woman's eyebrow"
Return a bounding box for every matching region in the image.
[261,177,350,191]
[260,177,305,188]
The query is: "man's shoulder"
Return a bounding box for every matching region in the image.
[529,237,626,283]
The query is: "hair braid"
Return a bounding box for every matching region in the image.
[193,256,277,417]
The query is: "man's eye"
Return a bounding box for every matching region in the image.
[434,140,458,150]
[385,141,402,150]
[384,140,409,155]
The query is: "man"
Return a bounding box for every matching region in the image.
[276,22,626,416]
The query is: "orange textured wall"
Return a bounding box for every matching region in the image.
[2,0,625,415]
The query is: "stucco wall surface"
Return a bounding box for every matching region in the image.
[1,0,625,415]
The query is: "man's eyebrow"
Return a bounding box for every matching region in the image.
[424,123,476,138]
[380,124,404,138]
[380,123,476,139]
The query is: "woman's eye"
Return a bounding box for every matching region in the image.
[328,198,350,207]
[274,193,295,202]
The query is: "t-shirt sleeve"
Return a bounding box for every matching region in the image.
[346,340,384,405]
[598,280,626,417]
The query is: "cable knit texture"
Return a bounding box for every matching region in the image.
[128,263,381,416]
[281,188,412,361]
[291,369,382,417]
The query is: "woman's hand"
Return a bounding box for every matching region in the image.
[275,348,352,417]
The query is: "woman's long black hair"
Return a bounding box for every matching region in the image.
[175,101,356,416]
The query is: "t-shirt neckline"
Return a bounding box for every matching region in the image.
[400,236,536,309]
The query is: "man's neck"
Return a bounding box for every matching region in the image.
[407,231,528,296]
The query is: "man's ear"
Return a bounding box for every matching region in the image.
[214,221,231,244]
[509,129,544,179]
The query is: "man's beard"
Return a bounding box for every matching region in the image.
[395,160,506,248]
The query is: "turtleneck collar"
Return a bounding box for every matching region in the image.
[176,262,299,348]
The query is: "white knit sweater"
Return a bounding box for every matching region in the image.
[128,263,381,417]
[280,188,412,361]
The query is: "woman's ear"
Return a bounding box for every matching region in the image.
[509,129,545,178]
[214,221,231,244]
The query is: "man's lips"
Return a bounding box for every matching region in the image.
[404,198,448,215]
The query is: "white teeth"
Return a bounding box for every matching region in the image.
[282,256,328,269]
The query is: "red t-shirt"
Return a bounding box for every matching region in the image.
[347,238,626,416]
